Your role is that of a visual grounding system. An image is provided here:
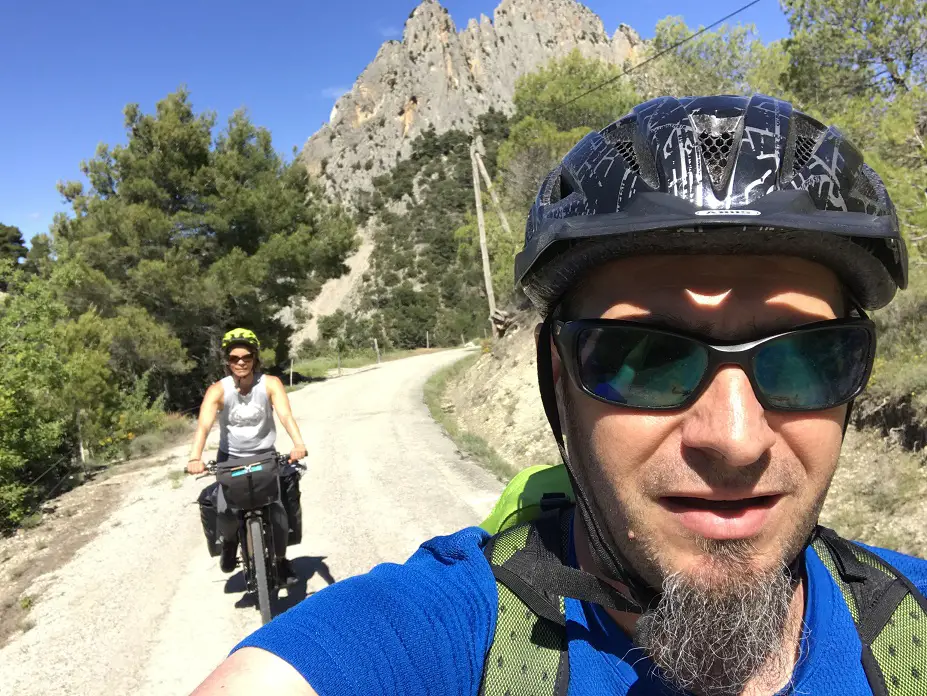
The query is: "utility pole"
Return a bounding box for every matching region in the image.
[426,331,430,350]
[473,145,515,245]
[373,338,380,364]
[470,138,499,338]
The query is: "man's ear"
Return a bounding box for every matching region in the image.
[535,323,562,384]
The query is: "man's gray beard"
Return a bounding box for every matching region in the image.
[635,554,796,696]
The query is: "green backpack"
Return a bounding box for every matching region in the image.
[478,464,927,696]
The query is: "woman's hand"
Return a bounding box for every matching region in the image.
[289,446,307,463]
[187,458,206,474]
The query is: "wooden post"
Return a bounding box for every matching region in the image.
[474,149,515,244]
[470,139,499,337]
[426,331,430,350]
[289,359,294,387]
[77,410,86,465]
[373,338,380,364]
[337,345,342,377]
[461,333,466,346]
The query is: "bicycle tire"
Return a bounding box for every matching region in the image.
[248,516,273,624]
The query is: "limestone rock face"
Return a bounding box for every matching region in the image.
[301,0,642,199]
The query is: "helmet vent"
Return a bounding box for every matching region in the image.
[698,131,735,189]
[794,136,818,172]
[601,121,641,175]
[613,140,639,173]
[782,115,826,182]
[848,164,885,212]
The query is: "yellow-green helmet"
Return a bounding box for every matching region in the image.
[222,328,261,353]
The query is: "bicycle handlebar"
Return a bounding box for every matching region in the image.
[194,452,305,480]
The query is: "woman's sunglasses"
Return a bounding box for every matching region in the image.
[552,317,876,412]
[228,354,255,365]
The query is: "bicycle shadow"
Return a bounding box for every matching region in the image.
[224,555,337,616]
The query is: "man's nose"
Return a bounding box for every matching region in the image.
[679,366,776,467]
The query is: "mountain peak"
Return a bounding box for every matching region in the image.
[403,0,456,50]
[300,0,643,199]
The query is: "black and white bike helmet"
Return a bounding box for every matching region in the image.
[517,94,908,316]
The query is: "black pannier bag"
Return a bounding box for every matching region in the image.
[217,453,281,510]
[197,482,221,557]
[280,468,302,546]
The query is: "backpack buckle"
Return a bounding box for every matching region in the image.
[539,492,571,512]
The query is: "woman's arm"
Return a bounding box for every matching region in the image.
[266,376,307,462]
[186,383,225,473]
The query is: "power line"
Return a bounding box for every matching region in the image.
[551,0,764,116]
[24,455,70,489]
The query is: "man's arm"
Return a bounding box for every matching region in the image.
[266,376,308,461]
[186,383,224,474]
[190,648,317,695]
[192,527,496,696]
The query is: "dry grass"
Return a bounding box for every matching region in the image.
[424,353,520,482]
[855,265,927,448]
[822,425,927,556]
[166,469,185,489]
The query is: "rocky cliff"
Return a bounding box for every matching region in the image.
[300,0,642,200]
[290,0,642,344]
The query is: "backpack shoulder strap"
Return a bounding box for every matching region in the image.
[811,526,927,696]
[479,508,571,696]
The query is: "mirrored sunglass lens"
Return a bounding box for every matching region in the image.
[577,327,708,408]
[753,327,870,409]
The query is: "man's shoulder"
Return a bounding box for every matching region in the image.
[247,524,496,626]
[861,543,927,592]
[263,525,494,621]
[377,526,494,592]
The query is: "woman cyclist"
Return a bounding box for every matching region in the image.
[187,328,308,584]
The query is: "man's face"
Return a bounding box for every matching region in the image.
[555,254,847,587]
[228,347,256,379]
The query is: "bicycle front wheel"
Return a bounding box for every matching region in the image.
[247,516,273,624]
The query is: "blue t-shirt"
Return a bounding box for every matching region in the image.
[236,526,927,695]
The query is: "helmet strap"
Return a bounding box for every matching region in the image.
[536,317,658,613]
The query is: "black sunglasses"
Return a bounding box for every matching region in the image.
[228,354,255,365]
[553,317,876,412]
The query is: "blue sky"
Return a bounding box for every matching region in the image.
[0,0,790,243]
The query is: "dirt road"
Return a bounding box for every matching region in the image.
[0,349,502,696]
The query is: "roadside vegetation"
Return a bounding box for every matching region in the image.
[0,90,357,529]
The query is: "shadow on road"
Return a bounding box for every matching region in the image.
[223,555,337,618]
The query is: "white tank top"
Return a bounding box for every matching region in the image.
[217,374,276,457]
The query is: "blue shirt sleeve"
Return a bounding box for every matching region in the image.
[865,544,927,595]
[234,527,497,696]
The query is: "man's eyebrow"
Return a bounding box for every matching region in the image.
[627,312,807,341]
[629,312,716,336]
